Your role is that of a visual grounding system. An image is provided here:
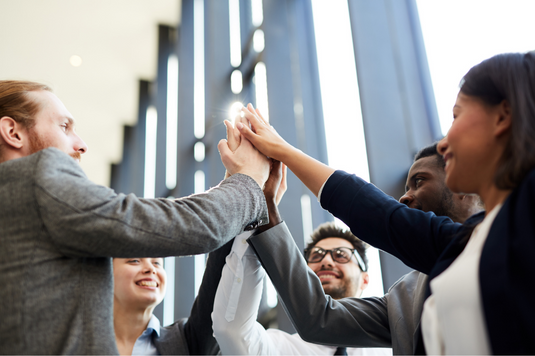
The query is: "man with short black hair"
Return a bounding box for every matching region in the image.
[237,142,483,355]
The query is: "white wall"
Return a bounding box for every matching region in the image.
[0,0,179,186]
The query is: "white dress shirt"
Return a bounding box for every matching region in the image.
[421,203,502,355]
[131,314,160,355]
[212,231,392,356]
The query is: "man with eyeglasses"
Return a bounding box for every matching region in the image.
[212,220,392,355]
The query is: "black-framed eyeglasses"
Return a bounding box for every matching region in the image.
[304,246,367,272]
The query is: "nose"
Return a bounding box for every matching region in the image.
[399,192,414,206]
[74,132,88,154]
[437,136,448,156]
[142,261,156,274]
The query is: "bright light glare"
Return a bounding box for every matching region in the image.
[231,70,243,94]
[144,106,158,199]
[254,62,269,121]
[229,0,242,67]
[251,0,264,27]
[194,141,205,162]
[163,257,175,326]
[194,0,205,139]
[416,0,535,135]
[70,55,82,67]
[253,29,265,52]
[311,0,382,298]
[229,101,243,122]
[166,54,179,190]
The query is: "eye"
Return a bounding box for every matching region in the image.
[127,259,140,264]
[60,123,68,132]
[153,261,162,266]
[415,177,424,188]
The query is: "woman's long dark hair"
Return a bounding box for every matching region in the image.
[460,51,535,190]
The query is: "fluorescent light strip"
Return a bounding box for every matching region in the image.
[253,29,265,53]
[300,194,313,244]
[229,0,242,67]
[194,170,205,194]
[194,254,206,297]
[163,257,175,326]
[194,0,205,139]
[254,62,269,121]
[144,106,157,199]
[231,69,243,94]
[166,55,179,190]
[251,0,264,27]
[194,142,205,162]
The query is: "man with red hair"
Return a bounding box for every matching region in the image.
[0,80,270,354]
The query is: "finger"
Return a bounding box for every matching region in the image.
[236,121,259,145]
[275,163,288,205]
[241,107,264,132]
[218,139,233,163]
[228,118,242,151]
[255,108,268,125]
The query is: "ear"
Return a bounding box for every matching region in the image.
[0,116,27,149]
[494,100,512,138]
[359,272,370,292]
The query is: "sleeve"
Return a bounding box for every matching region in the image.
[247,222,392,348]
[212,232,283,355]
[320,170,464,274]
[183,238,234,355]
[33,148,268,258]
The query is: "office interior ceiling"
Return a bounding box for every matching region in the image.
[0,0,180,186]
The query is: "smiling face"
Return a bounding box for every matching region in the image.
[438,92,509,196]
[25,90,88,162]
[113,258,166,311]
[307,237,368,299]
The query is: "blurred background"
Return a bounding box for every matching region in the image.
[1,0,533,332]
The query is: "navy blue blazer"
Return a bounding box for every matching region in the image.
[321,169,535,355]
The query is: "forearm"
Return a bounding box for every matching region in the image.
[37,150,268,258]
[247,222,392,347]
[277,146,334,197]
[212,239,280,355]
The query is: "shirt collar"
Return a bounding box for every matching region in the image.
[146,314,161,337]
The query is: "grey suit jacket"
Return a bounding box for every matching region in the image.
[248,222,427,355]
[0,148,267,355]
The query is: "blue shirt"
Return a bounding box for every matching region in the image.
[132,315,161,355]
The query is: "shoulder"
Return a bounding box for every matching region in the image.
[154,319,190,355]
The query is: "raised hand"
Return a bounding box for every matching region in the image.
[236,103,335,197]
[235,104,293,162]
[218,115,270,188]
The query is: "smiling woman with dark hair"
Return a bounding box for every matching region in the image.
[235,51,535,354]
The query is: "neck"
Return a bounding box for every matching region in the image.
[479,183,511,215]
[113,299,155,355]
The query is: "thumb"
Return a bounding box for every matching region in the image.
[218,139,233,161]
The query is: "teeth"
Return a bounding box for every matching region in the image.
[138,281,157,287]
[319,275,336,280]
